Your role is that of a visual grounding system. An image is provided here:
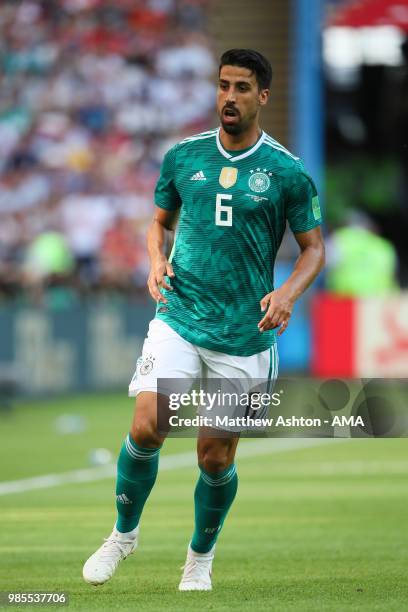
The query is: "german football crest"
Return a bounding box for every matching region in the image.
[138,354,155,375]
[248,170,271,193]
[219,167,238,189]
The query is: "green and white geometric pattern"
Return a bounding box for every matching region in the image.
[155,128,321,357]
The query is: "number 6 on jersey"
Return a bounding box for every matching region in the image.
[215,193,232,226]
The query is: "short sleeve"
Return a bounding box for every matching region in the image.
[154,146,182,211]
[285,165,322,234]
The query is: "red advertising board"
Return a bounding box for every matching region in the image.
[312,293,408,377]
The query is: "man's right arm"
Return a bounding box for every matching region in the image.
[147,206,179,304]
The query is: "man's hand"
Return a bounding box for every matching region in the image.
[258,288,294,335]
[258,228,325,335]
[147,255,175,304]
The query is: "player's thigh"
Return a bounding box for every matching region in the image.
[130,391,170,448]
[198,343,279,432]
[129,319,202,444]
[129,319,201,396]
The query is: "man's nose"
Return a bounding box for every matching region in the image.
[226,88,236,103]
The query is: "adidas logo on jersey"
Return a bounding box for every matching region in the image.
[116,493,133,504]
[190,171,206,181]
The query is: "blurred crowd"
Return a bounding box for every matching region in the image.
[0,0,215,303]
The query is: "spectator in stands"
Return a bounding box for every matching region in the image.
[99,214,148,292]
[0,0,214,301]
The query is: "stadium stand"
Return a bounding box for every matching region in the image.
[0,0,215,301]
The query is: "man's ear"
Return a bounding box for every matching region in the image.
[259,89,270,106]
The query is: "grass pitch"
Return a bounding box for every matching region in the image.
[0,393,407,611]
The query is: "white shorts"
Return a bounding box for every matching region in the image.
[129,318,279,432]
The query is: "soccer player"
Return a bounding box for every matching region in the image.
[83,49,325,591]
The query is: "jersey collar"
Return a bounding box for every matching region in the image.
[216,128,266,162]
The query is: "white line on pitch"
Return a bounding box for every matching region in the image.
[0,438,339,496]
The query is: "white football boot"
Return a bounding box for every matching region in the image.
[83,526,139,586]
[178,543,215,591]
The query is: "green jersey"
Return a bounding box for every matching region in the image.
[154,128,321,356]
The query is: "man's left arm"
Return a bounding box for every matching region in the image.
[258,226,325,334]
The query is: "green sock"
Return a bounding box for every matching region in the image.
[115,434,160,533]
[191,464,238,553]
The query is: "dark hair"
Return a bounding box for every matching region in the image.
[219,49,272,90]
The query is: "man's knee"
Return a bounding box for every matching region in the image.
[197,441,235,473]
[130,394,165,448]
[130,419,163,448]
